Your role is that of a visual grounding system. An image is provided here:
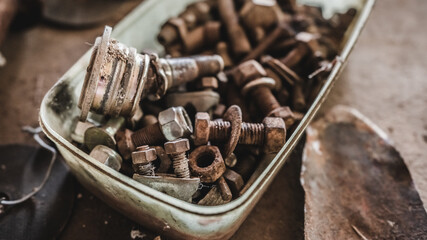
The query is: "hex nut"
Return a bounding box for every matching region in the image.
[263,117,286,153]
[164,138,190,154]
[223,169,244,196]
[132,146,157,165]
[194,112,210,146]
[158,107,193,141]
[189,145,226,183]
[232,60,267,87]
[89,145,122,171]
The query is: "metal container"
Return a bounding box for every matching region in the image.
[39,0,375,239]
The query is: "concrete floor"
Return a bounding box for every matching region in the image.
[0,0,426,238]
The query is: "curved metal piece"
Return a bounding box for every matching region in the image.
[222,105,243,159]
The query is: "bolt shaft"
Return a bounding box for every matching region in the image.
[209,120,265,145]
[251,86,281,116]
[134,163,155,176]
[170,152,190,178]
[131,122,166,147]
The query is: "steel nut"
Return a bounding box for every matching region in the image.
[189,145,226,183]
[263,117,286,153]
[194,112,210,146]
[89,145,122,171]
[158,107,193,141]
[232,60,267,87]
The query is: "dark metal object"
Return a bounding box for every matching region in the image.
[164,138,191,178]
[303,106,427,239]
[188,145,226,183]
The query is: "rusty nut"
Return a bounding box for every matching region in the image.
[164,138,190,154]
[263,117,286,153]
[159,107,193,141]
[232,60,267,87]
[194,112,210,146]
[132,146,157,165]
[189,145,226,183]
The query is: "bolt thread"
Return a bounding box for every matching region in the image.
[240,123,264,145]
[209,120,232,142]
[131,122,165,147]
[171,152,190,178]
[135,163,155,176]
[251,86,281,116]
[209,121,264,146]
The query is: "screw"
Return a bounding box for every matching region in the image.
[217,0,252,58]
[89,145,122,171]
[164,138,191,178]
[232,60,296,127]
[131,106,193,147]
[84,116,125,151]
[131,146,157,176]
[78,26,224,121]
[194,108,286,153]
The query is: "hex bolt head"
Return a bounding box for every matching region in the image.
[84,117,125,151]
[165,138,191,178]
[89,145,122,171]
[132,146,157,165]
[194,112,211,146]
[159,106,193,141]
[71,119,95,144]
[232,60,267,87]
[262,117,286,153]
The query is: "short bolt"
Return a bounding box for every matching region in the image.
[164,138,191,178]
[84,116,125,151]
[132,145,157,176]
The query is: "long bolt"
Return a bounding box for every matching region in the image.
[164,139,191,178]
[251,85,281,117]
[209,119,265,145]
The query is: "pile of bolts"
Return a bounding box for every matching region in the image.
[72,0,356,205]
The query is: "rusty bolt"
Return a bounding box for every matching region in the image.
[132,145,157,176]
[217,176,232,201]
[232,60,296,127]
[164,138,191,178]
[131,106,193,147]
[218,0,252,58]
[84,117,125,151]
[182,21,221,54]
[71,119,95,144]
[189,145,226,183]
[279,32,320,68]
[89,145,122,171]
[179,1,212,29]
[194,109,286,153]
[239,0,283,29]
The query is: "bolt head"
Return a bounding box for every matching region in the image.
[89,145,122,171]
[263,117,286,153]
[71,120,95,144]
[132,146,157,165]
[240,0,280,29]
[268,106,296,127]
[194,112,210,146]
[164,138,190,154]
[232,60,267,87]
[159,107,193,141]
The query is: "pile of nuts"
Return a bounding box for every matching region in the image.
[72,0,356,205]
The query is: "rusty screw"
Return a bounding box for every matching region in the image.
[131,106,193,147]
[132,145,157,176]
[232,60,296,127]
[164,138,191,178]
[194,110,286,153]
